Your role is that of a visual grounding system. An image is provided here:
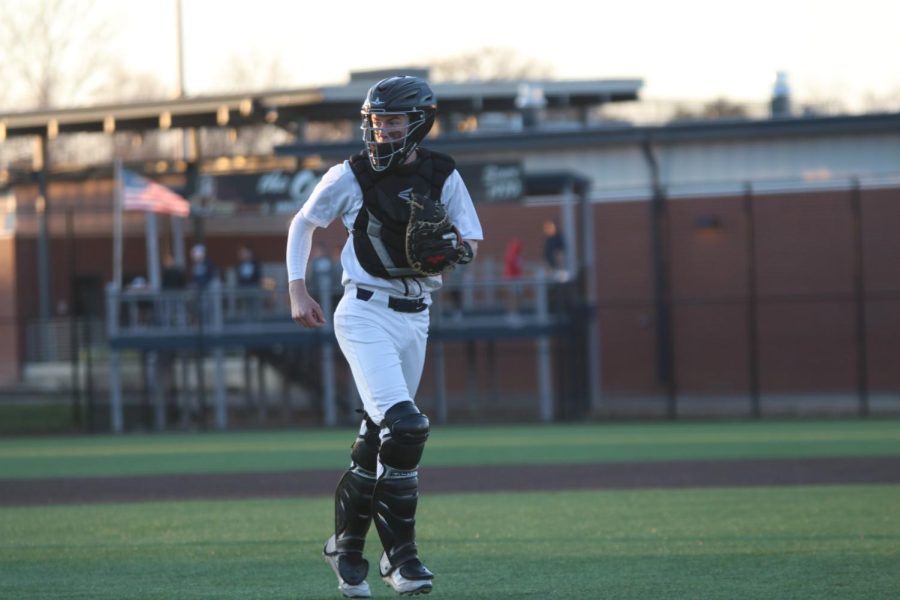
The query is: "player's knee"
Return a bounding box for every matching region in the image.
[379,401,429,471]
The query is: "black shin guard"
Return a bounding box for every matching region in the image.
[373,470,421,570]
[334,468,376,555]
[329,418,381,585]
[372,401,430,573]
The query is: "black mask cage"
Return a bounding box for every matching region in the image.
[360,110,431,172]
[359,76,437,172]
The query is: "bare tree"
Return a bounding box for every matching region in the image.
[669,98,751,122]
[860,87,900,113]
[0,0,120,110]
[197,52,300,157]
[37,67,174,166]
[428,47,554,82]
[209,52,297,93]
[101,66,172,104]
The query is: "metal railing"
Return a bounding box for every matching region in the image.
[100,267,578,433]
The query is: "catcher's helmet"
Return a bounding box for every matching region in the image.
[360,76,437,172]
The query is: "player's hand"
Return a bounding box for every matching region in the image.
[289,280,326,328]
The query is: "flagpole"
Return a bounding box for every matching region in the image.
[113,159,123,290]
[110,159,125,434]
[146,211,161,290]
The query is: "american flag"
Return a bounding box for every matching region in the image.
[121,169,191,217]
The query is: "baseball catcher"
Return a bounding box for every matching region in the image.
[287,75,483,597]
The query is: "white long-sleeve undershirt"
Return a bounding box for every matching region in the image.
[285,213,317,282]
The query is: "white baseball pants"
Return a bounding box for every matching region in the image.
[333,286,430,425]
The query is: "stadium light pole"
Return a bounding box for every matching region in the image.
[35,135,52,326]
[175,0,187,100]
[169,0,192,267]
[171,0,189,268]
[175,0,209,427]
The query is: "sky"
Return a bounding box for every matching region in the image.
[44,0,900,109]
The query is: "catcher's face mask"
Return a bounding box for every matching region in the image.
[361,110,428,172]
[359,76,437,172]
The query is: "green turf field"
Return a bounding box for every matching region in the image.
[2,419,899,479]
[1,486,898,599]
[1,420,899,599]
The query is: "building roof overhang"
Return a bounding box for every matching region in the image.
[275,111,900,160]
[0,78,643,140]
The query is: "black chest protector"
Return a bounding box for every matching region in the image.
[349,148,456,279]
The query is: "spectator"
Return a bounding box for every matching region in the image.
[161,253,186,290]
[233,245,262,319]
[503,238,524,323]
[190,244,217,288]
[236,245,261,287]
[542,220,568,282]
[189,244,217,325]
[503,238,524,279]
[160,253,186,326]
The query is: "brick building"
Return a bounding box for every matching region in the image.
[3,78,900,417]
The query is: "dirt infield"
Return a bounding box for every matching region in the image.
[2,456,899,507]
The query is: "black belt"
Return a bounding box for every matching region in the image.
[356,287,427,313]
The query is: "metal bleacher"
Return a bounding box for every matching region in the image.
[105,265,581,432]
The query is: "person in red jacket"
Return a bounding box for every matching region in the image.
[503,238,524,320]
[503,238,524,279]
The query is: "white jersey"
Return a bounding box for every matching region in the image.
[299,158,483,297]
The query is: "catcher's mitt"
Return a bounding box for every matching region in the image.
[405,192,465,276]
